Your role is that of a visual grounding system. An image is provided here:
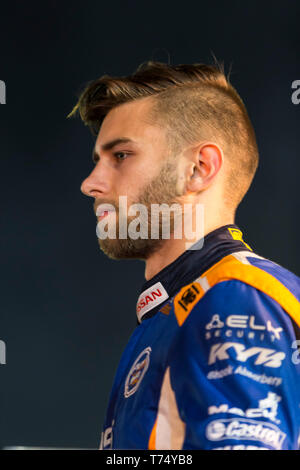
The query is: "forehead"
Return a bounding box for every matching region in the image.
[95,97,167,149]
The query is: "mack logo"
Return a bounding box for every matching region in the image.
[136,282,168,321]
[208,342,285,368]
[208,392,282,424]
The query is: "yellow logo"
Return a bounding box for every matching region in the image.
[174,282,203,326]
[228,228,252,251]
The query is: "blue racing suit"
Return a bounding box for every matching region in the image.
[99,224,300,450]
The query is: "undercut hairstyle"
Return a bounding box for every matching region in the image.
[68,59,259,210]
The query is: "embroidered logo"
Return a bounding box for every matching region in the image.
[136,282,168,321]
[124,347,152,398]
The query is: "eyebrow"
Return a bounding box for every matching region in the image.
[92,137,138,162]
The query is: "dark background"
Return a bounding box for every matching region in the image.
[0,0,299,449]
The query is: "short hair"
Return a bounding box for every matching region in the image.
[68,59,259,209]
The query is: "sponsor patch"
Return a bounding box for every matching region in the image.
[213,445,269,450]
[206,418,286,450]
[205,314,283,342]
[174,282,203,325]
[208,392,282,424]
[136,282,168,321]
[208,342,285,368]
[207,365,282,387]
[227,227,252,250]
[124,347,151,398]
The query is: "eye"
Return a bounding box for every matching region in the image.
[113,151,130,161]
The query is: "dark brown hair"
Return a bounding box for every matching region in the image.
[68,59,259,208]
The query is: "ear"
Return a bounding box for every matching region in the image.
[186,142,223,193]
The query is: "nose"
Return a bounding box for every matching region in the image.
[80,164,110,198]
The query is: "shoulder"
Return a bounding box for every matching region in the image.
[167,253,300,385]
[172,250,300,337]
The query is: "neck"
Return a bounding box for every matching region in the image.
[144,216,235,280]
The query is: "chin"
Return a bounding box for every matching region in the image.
[98,237,164,260]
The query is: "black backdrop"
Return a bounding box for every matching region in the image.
[0,0,299,449]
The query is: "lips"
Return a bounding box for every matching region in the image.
[96,203,116,220]
[97,210,109,221]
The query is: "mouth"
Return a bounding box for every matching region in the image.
[97,210,111,221]
[96,204,116,221]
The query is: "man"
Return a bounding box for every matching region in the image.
[68,60,300,450]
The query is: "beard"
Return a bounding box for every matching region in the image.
[97,158,184,260]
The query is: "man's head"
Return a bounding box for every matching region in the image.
[69,60,259,259]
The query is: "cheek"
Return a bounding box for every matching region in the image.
[115,173,141,205]
[123,161,155,189]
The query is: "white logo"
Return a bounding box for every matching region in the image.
[208,392,282,424]
[206,315,224,329]
[124,347,151,398]
[208,342,285,368]
[99,423,114,449]
[136,282,168,321]
[206,418,286,450]
[207,365,233,380]
[205,314,282,340]
[212,445,269,450]
[207,365,282,387]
